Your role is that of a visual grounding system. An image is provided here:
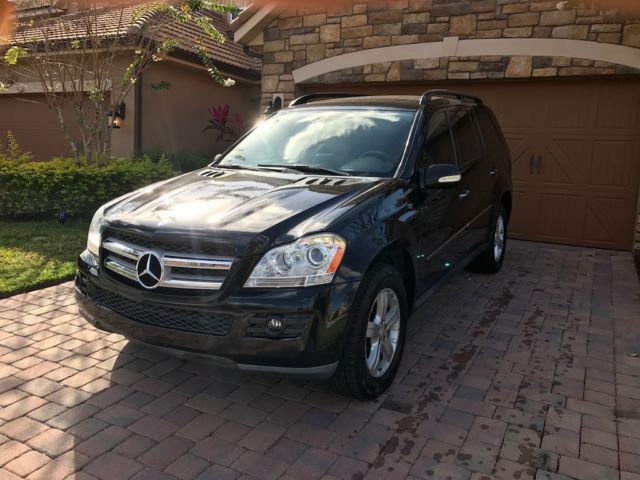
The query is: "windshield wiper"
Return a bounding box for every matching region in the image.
[214,164,263,172]
[258,164,351,177]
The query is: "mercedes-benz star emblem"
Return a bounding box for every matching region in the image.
[136,252,164,289]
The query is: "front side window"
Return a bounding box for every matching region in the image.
[475,108,504,153]
[419,110,456,168]
[218,109,416,177]
[449,108,483,167]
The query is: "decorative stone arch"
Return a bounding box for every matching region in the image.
[292,37,640,84]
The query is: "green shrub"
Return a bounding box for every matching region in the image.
[147,151,214,173]
[0,131,33,165]
[0,156,176,219]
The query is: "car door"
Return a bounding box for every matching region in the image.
[473,106,505,217]
[448,107,490,253]
[414,109,469,292]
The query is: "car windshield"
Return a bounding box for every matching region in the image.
[217,108,416,177]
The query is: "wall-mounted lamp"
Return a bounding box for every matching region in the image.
[108,102,126,129]
[262,96,282,118]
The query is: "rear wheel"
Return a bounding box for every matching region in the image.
[471,204,508,273]
[331,263,408,399]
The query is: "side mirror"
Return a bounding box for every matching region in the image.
[213,153,223,163]
[420,164,461,189]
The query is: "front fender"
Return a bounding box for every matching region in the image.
[331,185,418,284]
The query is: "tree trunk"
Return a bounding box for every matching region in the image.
[51,102,81,165]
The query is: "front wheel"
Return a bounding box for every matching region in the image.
[471,204,508,273]
[331,263,408,399]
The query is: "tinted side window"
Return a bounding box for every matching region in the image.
[475,108,503,153]
[449,108,483,167]
[420,111,456,168]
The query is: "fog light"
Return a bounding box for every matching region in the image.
[266,318,285,334]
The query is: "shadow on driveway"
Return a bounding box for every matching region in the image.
[0,240,639,479]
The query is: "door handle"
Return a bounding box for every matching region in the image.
[489,167,497,176]
[529,155,535,175]
[536,155,542,175]
[458,189,470,200]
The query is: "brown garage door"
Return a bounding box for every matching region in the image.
[303,78,640,250]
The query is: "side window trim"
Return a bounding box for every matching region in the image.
[476,107,505,154]
[491,112,507,150]
[471,109,488,156]
[444,110,458,167]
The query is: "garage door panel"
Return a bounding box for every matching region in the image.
[480,90,547,129]
[583,203,615,244]
[589,140,640,189]
[583,197,634,246]
[546,83,597,130]
[542,139,590,187]
[509,190,538,240]
[535,193,584,242]
[595,85,640,131]
[507,137,535,183]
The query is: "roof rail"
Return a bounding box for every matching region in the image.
[420,89,483,106]
[289,93,366,107]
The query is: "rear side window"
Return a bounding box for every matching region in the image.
[449,108,483,167]
[420,111,456,168]
[475,108,503,153]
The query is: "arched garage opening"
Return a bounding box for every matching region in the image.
[297,38,640,251]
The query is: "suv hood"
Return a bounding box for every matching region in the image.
[103,168,381,256]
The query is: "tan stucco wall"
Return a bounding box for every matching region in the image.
[0,54,260,160]
[0,90,134,160]
[140,60,261,159]
[0,93,78,160]
[0,55,138,160]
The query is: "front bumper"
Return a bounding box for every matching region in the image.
[75,251,359,379]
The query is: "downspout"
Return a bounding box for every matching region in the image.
[134,73,143,156]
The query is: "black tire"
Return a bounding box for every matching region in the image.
[330,263,408,400]
[471,204,508,273]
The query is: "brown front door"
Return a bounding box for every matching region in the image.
[303,78,640,250]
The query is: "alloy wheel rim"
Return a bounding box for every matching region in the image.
[494,215,505,262]
[365,288,401,378]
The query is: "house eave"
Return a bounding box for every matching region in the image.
[230,3,279,47]
[167,49,261,83]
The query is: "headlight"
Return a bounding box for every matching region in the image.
[245,233,346,288]
[86,206,106,257]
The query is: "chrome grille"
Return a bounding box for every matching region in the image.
[101,235,233,290]
[95,288,232,336]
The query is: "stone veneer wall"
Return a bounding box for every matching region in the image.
[253,0,640,251]
[257,0,640,104]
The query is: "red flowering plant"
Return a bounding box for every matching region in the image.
[203,105,247,142]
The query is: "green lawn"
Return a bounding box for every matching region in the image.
[0,220,89,298]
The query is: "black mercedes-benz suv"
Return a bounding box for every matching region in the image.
[76,90,512,399]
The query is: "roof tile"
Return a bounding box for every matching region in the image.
[3,3,260,77]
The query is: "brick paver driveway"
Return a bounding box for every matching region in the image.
[1,240,639,480]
